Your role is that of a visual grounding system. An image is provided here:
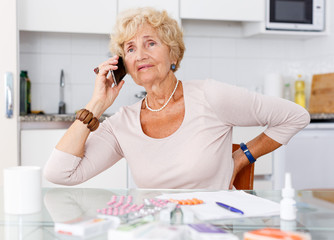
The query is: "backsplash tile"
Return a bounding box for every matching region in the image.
[71,33,109,55]
[183,57,212,80]
[210,38,236,58]
[235,38,262,59]
[40,32,72,54]
[183,36,211,57]
[70,54,104,84]
[40,53,71,84]
[211,58,236,85]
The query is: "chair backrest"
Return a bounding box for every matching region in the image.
[232,144,255,190]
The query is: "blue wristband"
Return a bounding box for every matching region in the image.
[240,142,256,164]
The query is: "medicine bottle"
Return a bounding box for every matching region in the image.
[280,172,297,221]
[294,75,306,108]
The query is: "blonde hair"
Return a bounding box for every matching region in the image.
[109,7,185,72]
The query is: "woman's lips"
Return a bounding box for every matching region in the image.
[138,64,153,71]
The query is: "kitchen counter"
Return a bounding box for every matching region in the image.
[310,113,334,122]
[20,114,76,122]
[20,114,111,130]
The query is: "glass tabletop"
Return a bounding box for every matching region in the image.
[0,188,334,239]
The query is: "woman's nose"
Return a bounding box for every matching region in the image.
[135,47,148,61]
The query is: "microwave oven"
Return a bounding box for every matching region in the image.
[266,0,325,31]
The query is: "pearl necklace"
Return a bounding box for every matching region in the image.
[145,80,179,112]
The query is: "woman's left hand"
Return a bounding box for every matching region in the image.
[228,134,282,189]
[229,149,250,189]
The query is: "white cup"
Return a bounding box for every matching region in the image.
[3,166,42,214]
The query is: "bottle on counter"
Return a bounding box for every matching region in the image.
[19,70,31,115]
[283,83,291,101]
[19,71,27,115]
[25,71,31,114]
[280,172,297,221]
[294,74,306,108]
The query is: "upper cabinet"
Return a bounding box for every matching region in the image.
[118,0,180,23]
[18,0,328,38]
[18,0,180,34]
[18,0,117,34]
[180,0,264,22]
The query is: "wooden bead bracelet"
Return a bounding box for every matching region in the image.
[75,109,99,132]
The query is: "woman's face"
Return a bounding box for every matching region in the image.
[123,24,174,86]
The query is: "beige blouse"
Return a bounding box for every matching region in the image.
[44,79,310,189]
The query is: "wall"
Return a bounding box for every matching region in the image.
[19,5,334,114]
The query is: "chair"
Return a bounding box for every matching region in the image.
[232,144,255,190]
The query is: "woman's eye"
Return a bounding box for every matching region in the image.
[127,48,134,53]
[149,42,155,47]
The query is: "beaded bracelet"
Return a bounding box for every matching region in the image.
[75,109,99,132]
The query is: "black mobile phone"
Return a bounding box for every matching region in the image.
[110,57,126,86]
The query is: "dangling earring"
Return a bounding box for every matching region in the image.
[170,63,176,71]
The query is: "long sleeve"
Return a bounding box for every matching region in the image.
[43,119,124,185]
[204,79,310,145]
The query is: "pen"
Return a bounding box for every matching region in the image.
[215,202,244,215]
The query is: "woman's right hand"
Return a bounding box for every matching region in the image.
[86,55,125,117]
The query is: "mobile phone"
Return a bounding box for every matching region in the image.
[110,57,126,86]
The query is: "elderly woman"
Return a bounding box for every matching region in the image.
[44,8,310,190]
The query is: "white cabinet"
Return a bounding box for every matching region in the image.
[21,129,127,188]
[272,123,334,190]
[118,0,180,23]
[18,0,180,34]
[180,0,264,22]
[233,126,273,190]
[18,0,117,34]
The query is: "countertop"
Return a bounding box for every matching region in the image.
[310,113,334,122]
[20,113,111,130]
[20,113,111,122]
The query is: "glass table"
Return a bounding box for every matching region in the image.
[0,188,334,239]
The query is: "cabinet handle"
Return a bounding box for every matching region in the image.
[4,72,13,118]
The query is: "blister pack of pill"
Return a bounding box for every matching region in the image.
[96,195,170,223]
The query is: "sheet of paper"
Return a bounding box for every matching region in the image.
[157,190,280,221]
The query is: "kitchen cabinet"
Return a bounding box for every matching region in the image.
[272,123,334,190]
[21,129,127,188]
[18,0,180,34]
[180,0,264,22]
[233,126,273,190]
[118,0,180,23]
[0,0,19,186]
[18,0,117,34]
